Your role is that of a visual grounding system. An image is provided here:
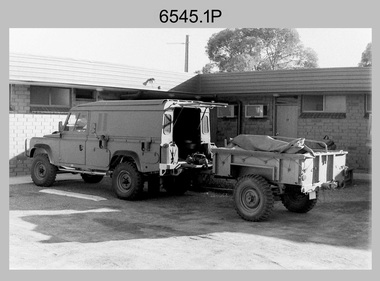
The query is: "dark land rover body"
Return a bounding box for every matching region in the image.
[25,99,225,199]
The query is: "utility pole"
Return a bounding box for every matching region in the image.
[168,35,189,72]
[184,35,189,72]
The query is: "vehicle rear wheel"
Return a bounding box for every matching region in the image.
[233,175,274,222]
[281,185,318,213]
[112,162,143,200]
[81,174,104,184]
[31,154,57,187]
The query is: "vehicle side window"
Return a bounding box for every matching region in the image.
[202,115,209,134]
[64,112,88,133]
[163,114,172,135]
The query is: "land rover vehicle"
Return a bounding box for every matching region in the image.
[25,99,226,199]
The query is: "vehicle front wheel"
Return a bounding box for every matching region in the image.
[281,185,318,213]
[31,154,57,187]
[233,175,274,222]
[112,162,143,200]
[81,174,104,184]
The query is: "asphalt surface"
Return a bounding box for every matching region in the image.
[9,174,372,269]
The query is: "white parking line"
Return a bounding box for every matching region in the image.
[39,189,107,202]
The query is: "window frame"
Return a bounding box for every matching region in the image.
[163,113,172,135]
[365,94,372,113]
[302,95,347,113]
[30,86,71,108]
[9,84,14,111]
[75,89,96,101]
[201,115,210,134]
[63,111,89,134]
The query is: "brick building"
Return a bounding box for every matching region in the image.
[9,53,371,176]
[202,68,372,171]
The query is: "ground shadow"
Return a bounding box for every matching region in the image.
[10,178,371,250]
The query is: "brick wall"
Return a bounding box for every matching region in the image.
[9,113,67,176]
[214,96,274,145]
[10,84,30,113]
[215,94,371,171]
[298,94,371,170]
[9,84,68,176]
[241,96,273,136]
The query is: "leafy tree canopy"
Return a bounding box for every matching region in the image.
[358,42,372,67]
[203,28,318,73]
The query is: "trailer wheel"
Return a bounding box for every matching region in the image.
[281,185,318,213]
[112,162,143,200]
[81,174,104,184]
[31,154,57,187]
[233,175,274,222]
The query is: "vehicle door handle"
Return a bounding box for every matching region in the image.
[79,144,83,151]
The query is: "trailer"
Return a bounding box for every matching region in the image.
[212,135,348,221]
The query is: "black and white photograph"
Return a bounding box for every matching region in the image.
[5,0,375,273]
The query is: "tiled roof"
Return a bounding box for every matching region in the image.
[9,53,199,94]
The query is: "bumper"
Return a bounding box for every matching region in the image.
[159,162,212,176]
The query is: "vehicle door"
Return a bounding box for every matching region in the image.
[85,111,110,169]
[59,111,88,166]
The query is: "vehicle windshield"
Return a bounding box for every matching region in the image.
[64,112,88,132]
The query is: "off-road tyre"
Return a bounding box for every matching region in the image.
[281,185,318,213]
[31,154,57,187]
[112,162,143,200]
[81,174,104,184]
[233,175,274,222]
[163,175,189,195]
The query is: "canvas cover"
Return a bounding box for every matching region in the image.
[230,135,315,156]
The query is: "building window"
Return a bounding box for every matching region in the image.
[366,94,372,113]
[9,84,14,111]
[31,86,71,107]
[302,95,346,113]
[30,86,71,113]
[75,89,95,101]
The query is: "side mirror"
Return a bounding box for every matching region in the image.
[91,123,97,134]
[58,121,63,132]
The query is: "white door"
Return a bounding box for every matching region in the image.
[276,105,298,138]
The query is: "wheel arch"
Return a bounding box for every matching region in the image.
[109,150,142,172]
[30,145,54,163]
[232,166,275,182]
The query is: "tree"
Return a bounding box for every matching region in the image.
[199,62,218,74]
[358,43,372,67]
[204,28,318,73]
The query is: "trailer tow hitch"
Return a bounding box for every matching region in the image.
[321,181,339,190]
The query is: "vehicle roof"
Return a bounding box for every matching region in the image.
[72,99,227,111]
[75,99,167,108]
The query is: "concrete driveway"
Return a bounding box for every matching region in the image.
[9,174,371,269]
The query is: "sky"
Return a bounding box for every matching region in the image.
[9,28,372,74]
